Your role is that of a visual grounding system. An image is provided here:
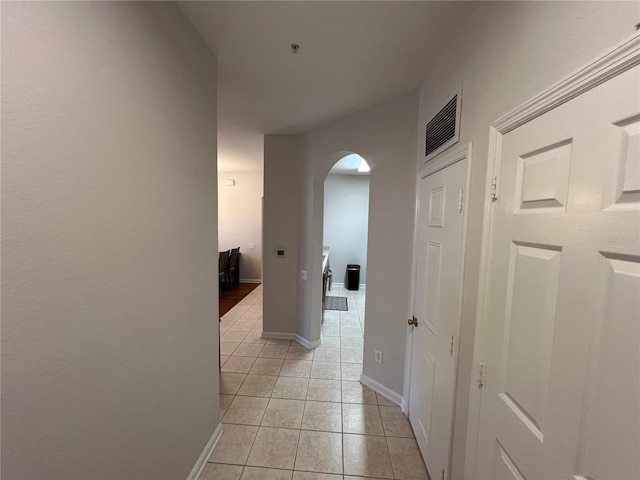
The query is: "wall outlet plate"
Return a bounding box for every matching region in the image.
[375,349,383,364]
[276,249,286,257]
[301,270,308,281]
[249,243,255,249]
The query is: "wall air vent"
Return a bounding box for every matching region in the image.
[425,90,461,160]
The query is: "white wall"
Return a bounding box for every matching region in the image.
[1,3,219,479]
[218,173,263,281]
[414,2,639,477]
[264,92,418,391]
[323,174,370,286]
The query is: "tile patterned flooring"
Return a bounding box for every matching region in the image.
[206,285,430,480]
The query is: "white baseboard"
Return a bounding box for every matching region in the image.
[261,331,296,341]
[360,374,403,408]
[400,396,409,414]
[261,331,322,349]
[188,422,223,480]
[295,334,322,349]
[239,278,262,284]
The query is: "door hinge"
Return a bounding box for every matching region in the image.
[441,468,445,480]
[490,176,499,201]
[449,335,454,358]
[457,188,464,213]
[478,362,486,389]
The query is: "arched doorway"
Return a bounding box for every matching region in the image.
[316,152,370,373]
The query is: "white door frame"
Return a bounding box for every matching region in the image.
[403,142,472,474]
[463,32,640,478]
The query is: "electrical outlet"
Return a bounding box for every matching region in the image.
[249,243,255,249]
[301,270,308,281]
[375,349,383,364]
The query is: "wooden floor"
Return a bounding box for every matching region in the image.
[219,282,260,317]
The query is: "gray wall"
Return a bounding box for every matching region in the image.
[323,174,370,286]
[262,135,303,335]
[413,2,639,477]
[1,3,219,479]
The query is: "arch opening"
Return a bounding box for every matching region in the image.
[316,151,371,367]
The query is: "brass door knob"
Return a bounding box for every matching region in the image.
[408,317,418,327]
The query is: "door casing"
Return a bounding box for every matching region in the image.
[404,142,472,478]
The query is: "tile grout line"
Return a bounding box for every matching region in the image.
[219,287,432,477]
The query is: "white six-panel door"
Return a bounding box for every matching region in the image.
[474,57,640,479]
[410,148,469,480]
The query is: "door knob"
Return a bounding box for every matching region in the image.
[408,316,418,327]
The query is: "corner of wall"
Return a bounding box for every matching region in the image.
[263,135,304,336]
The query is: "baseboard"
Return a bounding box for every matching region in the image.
[188,422,223,480]
[400,396,409,414]
[360,374,403,407]
[295,334,322,349]
[239,278,262,284]
[261,331,322,349]
[261,331,296,341]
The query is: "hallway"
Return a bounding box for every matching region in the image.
[208,286,430,479]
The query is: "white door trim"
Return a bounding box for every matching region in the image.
[422,141,471,177]
[404,142,472,478]
[464,32,640,479]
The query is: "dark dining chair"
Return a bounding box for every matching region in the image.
[227,247,240,286]
[219,250,230,291]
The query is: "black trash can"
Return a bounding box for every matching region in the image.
[346,264,360,291]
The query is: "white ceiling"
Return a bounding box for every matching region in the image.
[178,1,473,173]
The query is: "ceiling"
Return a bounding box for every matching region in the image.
[178,1,473,173]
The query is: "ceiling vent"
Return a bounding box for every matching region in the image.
[425,90,461,160]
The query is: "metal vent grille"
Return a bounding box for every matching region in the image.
[425,94,458,157]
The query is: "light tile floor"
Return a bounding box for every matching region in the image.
[207,285,430,480]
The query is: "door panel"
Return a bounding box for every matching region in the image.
[493,443,527,480]
[415,343,437,444]
[476,65,640,479]
[516,140,572,211]
[429,187,446,226]
[580,254,640,479]
[425,241,442,334]
[503,243,561,440]
[609,115,640,206]
[410,155,468,480]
